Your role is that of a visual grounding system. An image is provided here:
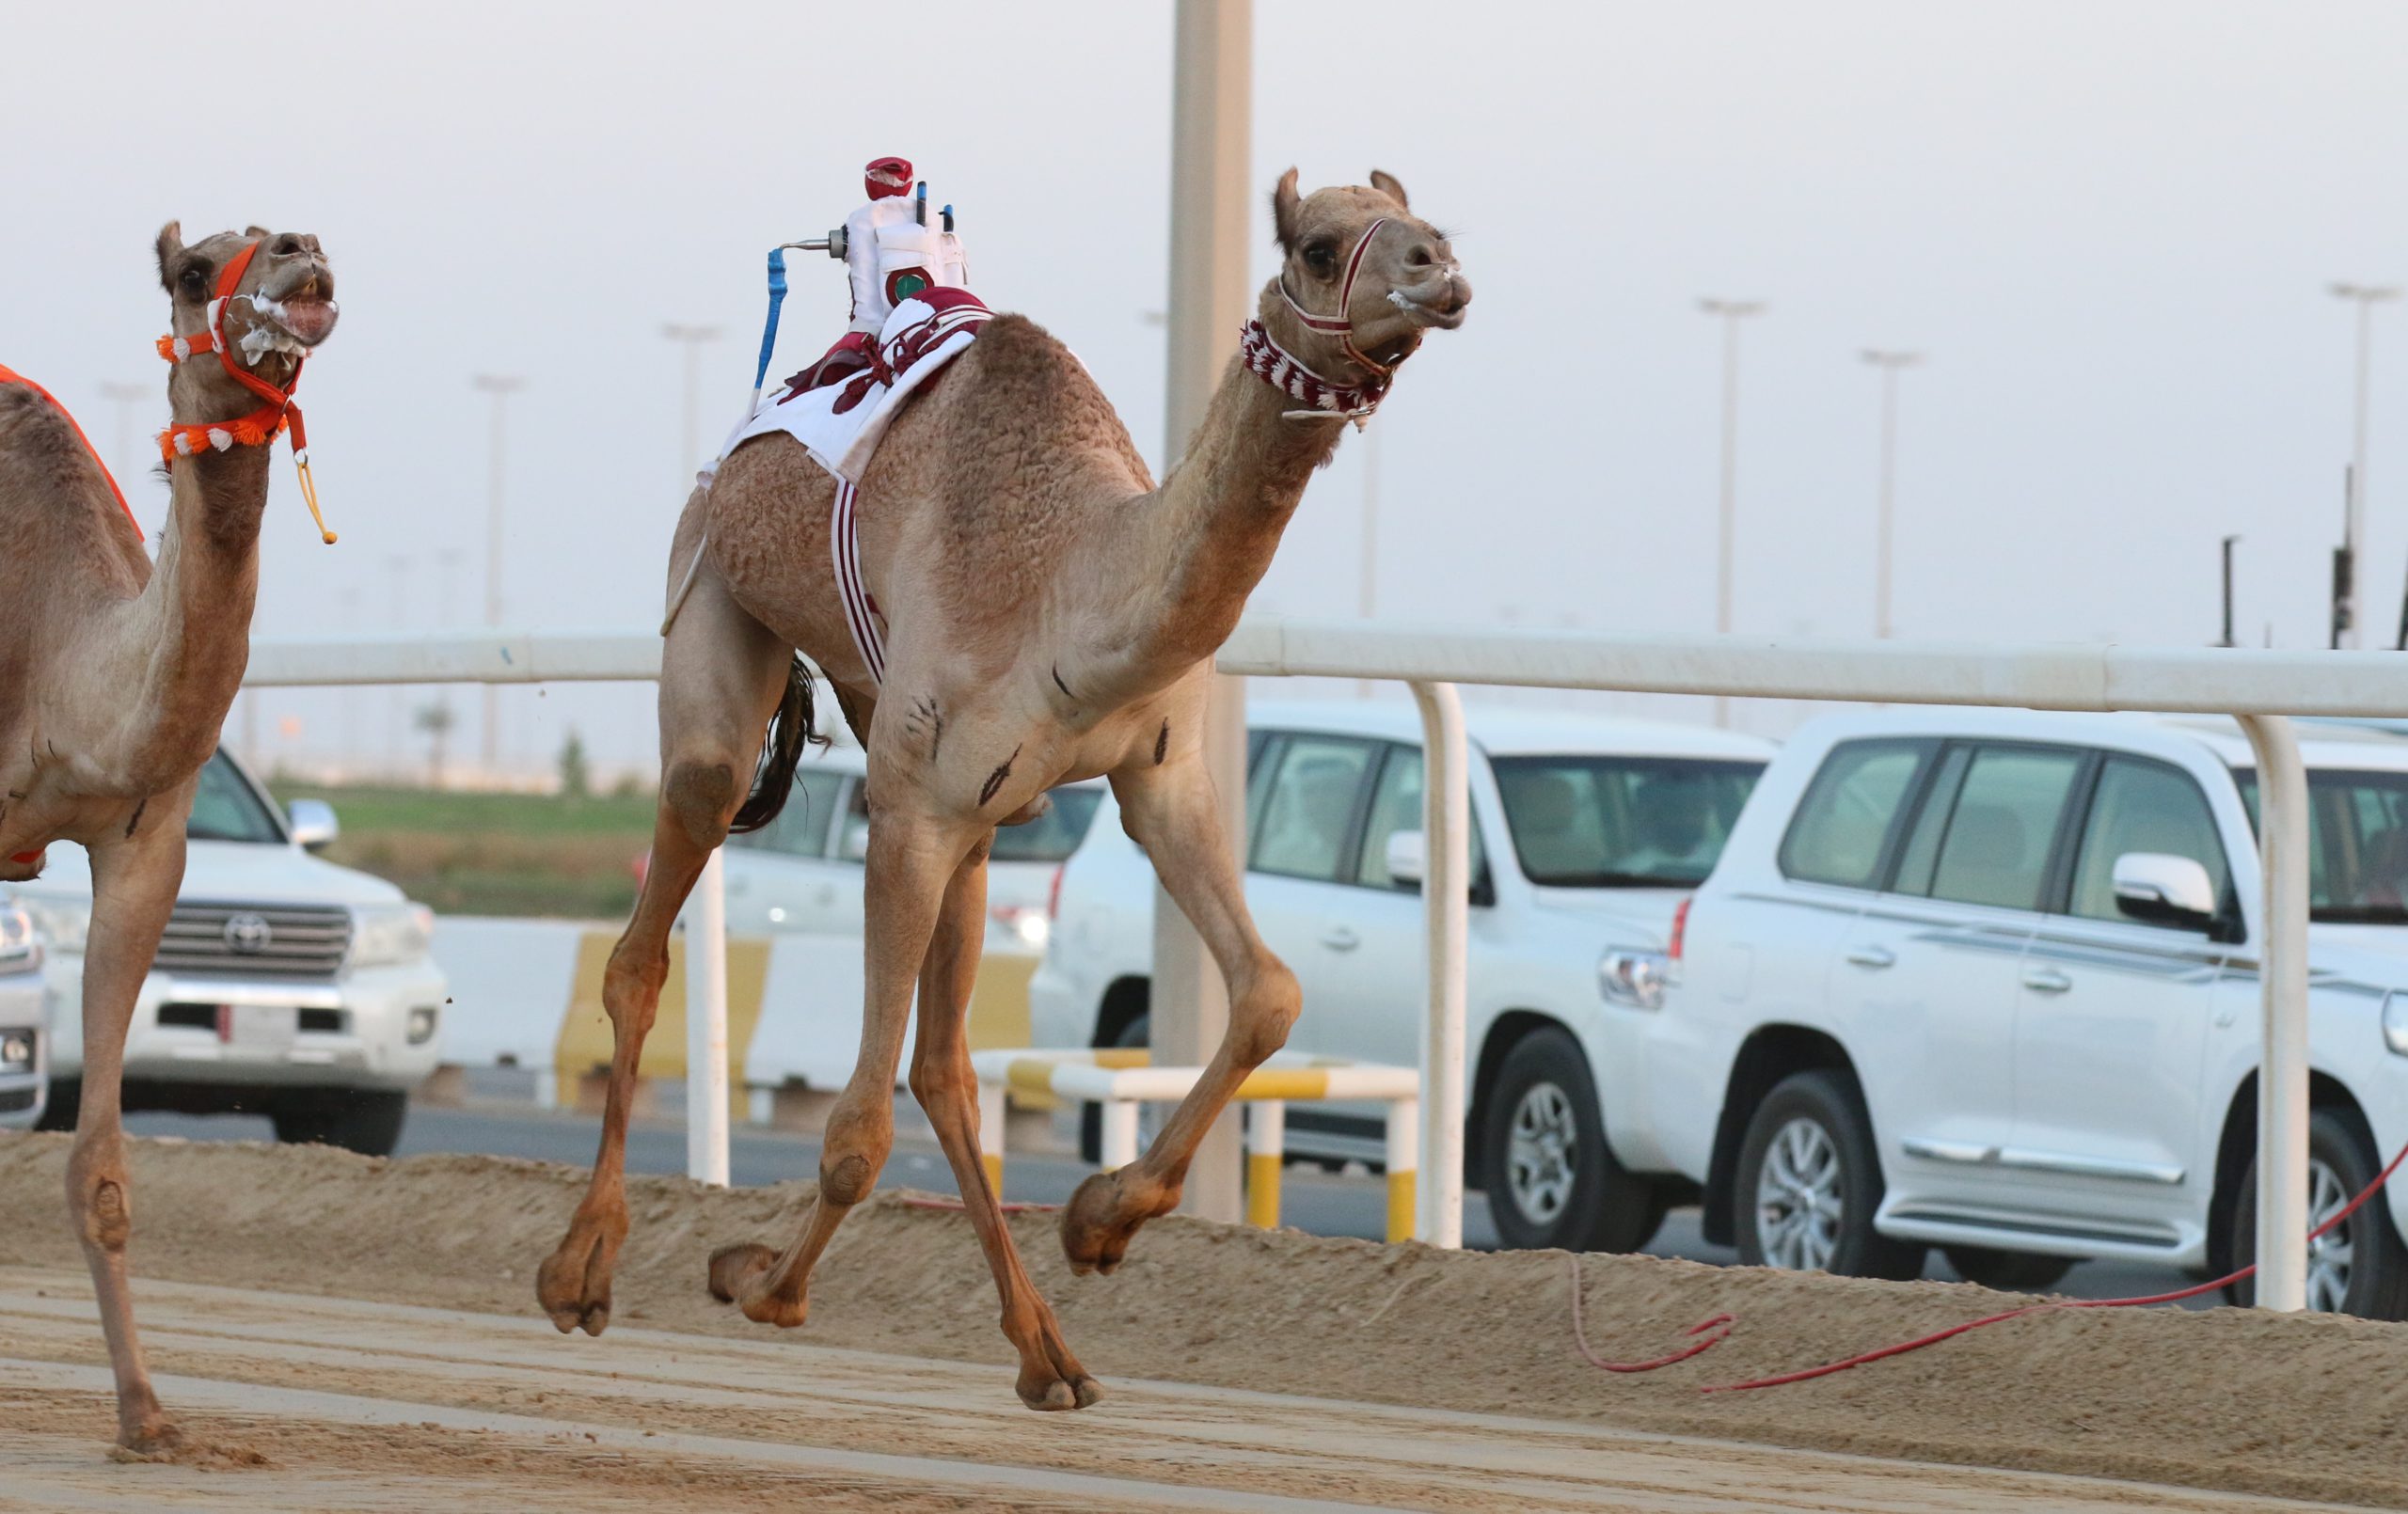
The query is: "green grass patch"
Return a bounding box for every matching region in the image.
[267,781,655,920]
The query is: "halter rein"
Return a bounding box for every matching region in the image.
[154,239,336,544]
[1252,215,1397,425]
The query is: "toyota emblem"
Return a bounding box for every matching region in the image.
[223,913,274,954]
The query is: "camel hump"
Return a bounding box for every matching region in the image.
[942,314,1150,482]
[0,379,148,562]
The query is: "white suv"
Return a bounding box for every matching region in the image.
[1030,697,1772,1251]
[0,892,43,1128]
[721,743,1103,956]
[18,747,447,1155]
[1653,708,2408,1316]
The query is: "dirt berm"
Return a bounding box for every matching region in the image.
[2,1133,2403,1506]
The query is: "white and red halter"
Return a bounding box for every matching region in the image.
[153,238,337,544]
[1244,215,1398,424]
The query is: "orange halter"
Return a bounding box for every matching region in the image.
[154,239,335,544]
[0,362,140,539]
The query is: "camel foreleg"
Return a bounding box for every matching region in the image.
[68,807,192,1449]
[1058,751,1300,1275]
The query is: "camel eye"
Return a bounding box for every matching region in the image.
[179,263,210,293]
[1303,243,1337,276]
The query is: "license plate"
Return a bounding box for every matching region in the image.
[219,1003,296,1055]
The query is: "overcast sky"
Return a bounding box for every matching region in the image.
[8,2,2406,776]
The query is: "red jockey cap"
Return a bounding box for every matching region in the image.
[864,157,913,200]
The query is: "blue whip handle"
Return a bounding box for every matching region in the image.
[752,246,790,399]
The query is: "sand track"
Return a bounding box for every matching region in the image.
[1,1133,2404,1508]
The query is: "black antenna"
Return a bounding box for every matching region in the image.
[2219,534,2239,648]
[2333,465,2355,650]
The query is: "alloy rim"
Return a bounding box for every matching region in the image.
[2304,1157,2355,1314]
[1756,1116,1844,1271]
[1507,1080,1577,1223]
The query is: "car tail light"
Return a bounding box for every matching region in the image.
[1047,864,1065,921]
[1670,897,1691,963]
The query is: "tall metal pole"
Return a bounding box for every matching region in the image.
[662,324,722,484]
[473,374,526,778]
[1860,349,1922,640]
[1358,425,1380,698]
[2330,283,2397,650]
[1699,299,1765,725]
[384,554,410,773]
[662,323,729,1185]
[1155,0,1252,1223]
[99,381,148,528]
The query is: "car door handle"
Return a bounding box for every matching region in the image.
[2023,966,2073,995]
[1321,926,1361,952]
[1844,945,1895,970]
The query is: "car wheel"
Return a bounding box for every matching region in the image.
[1943,1244,2075,1292]
[2228,1106,2408,1319]
[1077,1014,1149,1164]
[1734,1068,1925,1281]
[1478,1027,1664,1253]
[272,1089,408,1157]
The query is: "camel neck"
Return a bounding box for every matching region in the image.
[1120,339,1352,673]
[119,447,269,782]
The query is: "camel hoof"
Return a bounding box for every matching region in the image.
[118,1417,184,1455]
[706,1241,775,1302]
[709,1241,809,1328]
[1072,1375,1105,1410]
[536,1239,612,1336]
[1059,1170,1159,1276]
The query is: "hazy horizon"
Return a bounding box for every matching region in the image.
[8,1,2406,780]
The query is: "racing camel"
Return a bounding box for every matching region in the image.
[539,170,1470,1411]
[0,225,339,1448]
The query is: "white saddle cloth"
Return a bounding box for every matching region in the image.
[715,291,990,486]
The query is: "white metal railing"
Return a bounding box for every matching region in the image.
[246,618,2408,1313]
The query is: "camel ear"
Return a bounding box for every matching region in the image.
[154,221,184,292]
[1270,167,1302,251]
[1369,170,1409,211]
[244,225,271,239]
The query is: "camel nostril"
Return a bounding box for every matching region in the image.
[272,235,303,258]
[1408,246,1435,269]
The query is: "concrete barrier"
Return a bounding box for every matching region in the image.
[429,915,1041,1120]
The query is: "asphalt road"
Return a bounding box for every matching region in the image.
[121,1091,2219,1307]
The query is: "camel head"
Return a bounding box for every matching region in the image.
[1265,169,1470,381]
[154,223,338,412]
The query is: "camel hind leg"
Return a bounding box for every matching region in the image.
[536,553,794,1335]
[903,836,1101,1410]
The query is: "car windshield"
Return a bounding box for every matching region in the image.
[2237,766,2408,924]
[990,788,1104,864]
[187,750,286,844]
[1491,755,1765,888]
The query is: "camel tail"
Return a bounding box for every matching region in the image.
[729,654,826,834]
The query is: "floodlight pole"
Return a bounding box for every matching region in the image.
[1154,0,1252,1223]
[473,373,527,777]
[1700,298,1765,724]
[1860,350,1922,640]
[2330,283,2397,650]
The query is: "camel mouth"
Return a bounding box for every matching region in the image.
[233,287,339,363]
[1388,274,1472,332]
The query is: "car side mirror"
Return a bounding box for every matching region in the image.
[1385,830,1426,888]
[839,818,871,862]
[286,798,340,851]
[2113,852,2217,929]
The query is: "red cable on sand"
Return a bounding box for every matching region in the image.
[1569,1132,2408,1393]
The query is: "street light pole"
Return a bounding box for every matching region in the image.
[1860,349,1923,640]
[661,324,723,482]
[2330,283,2398,650]
[1699,298,1766,724]
[472,373,527,777]
[98,381,149,525]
